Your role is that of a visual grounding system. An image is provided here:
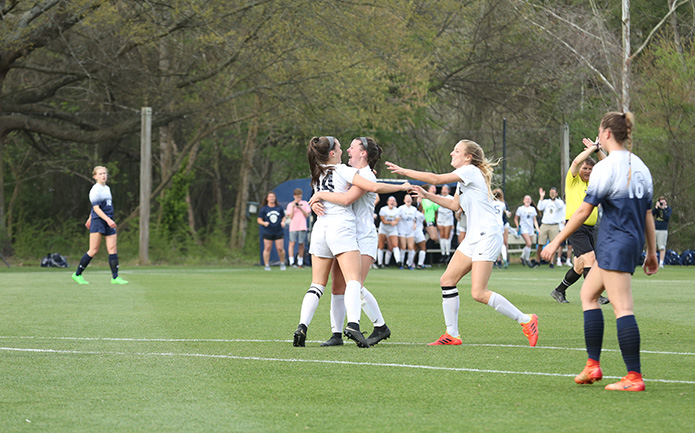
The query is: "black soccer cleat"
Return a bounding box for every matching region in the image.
[344,322,370,348]
[293,324,307,347]
[320,332,344,347]
[366,324,391,346]
[550,289,569,303]
[598,296,610,305]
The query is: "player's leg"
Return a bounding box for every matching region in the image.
[294,256,333,347]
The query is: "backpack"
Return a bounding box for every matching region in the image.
[681,250,695,266]
[41,253,69,268]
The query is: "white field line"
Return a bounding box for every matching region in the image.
[1,346,693,385]
[0,335,693,356]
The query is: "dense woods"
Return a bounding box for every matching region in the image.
[1,0,694,263]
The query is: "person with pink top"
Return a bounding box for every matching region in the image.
[286,188,311,268]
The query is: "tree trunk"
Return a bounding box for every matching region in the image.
[213,140,224,225]
[185,139,201,244]
[621,0,631,112]
[230,94,261,250]
[0,137,9,255]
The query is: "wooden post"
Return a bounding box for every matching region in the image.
[139,107,152,265]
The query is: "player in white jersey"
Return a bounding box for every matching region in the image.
[377,196,401,267]
[436,184,455,261]
[71,166,128,285]
[387,140,539,347]
[308,137,408,347]
[514,196,540,266]
[542,112,657,392]
[294,136,409,348]
[396,194,418,269]
[412,210,428,269]
[492,188,510,268]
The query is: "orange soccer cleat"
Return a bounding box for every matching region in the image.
[521,314,539,347]
[428,333,462,346]
[604,371,645,392]
[574,359,603,384]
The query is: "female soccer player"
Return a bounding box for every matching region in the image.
[396,194,417,269]
[420,184,440,243]
[377,196,400,267]
[492,188,511,268]
[436,184,454,261]
[386,140,538,347]
[71,166,128,285]
[293,136,409,348]
[514,195,540,266]
[542,112,657,392]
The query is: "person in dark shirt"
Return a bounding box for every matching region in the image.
[257,192,286,271]
[653,196,672,268]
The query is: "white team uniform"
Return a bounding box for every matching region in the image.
[436,195,455,226]
[352,166,379,260]
[453,165,502,261]
[378,206,399,236]
[515,205,537,235]
[538,198,565,224]
[413,211,426,244]
[309,164,360,258]
[492,199,506,229]
[397,204,417,237]
[456,210,467,234]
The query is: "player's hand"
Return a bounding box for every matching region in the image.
[401,181,413,192]
[385,161,405,175]
[107,219,117,229]
[582,137,599,152]
[412,185,427,200]
[85,219,91,230]
[310,200,325,216]
[541,242,558,262]
[643,252,659,275]
[539,187,545,199]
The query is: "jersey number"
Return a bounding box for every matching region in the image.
[320,171,335,192]
[628,172,646,199]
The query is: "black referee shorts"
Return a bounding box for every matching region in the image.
[567,223,596,258]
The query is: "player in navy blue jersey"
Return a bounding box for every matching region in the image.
[542,112,658,392]
[72,166,128,285]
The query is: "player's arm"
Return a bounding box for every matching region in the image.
[310,185,365,207]
[412,185,460,212]
[570,138,605,176]
[643,209,658,275]
[352,173,411,194]
[385,162,460,185]
[92,205,116,228]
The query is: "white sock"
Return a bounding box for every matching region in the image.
[523,246,530,261]
[361,287,385,326]
[344,280,363,324]
[299,284,325,327]
[487,291,530,323]
[501,248,508,261]
[378,249,385,266]
[385,250,392,266]
[418,250,426,266]
[298,256,303,266]
[439,239,447,255]
[289,256,295,266]
[393,247,401,264]
[330,294,345,333]
[407,249,415,267]
[442,287,460,337]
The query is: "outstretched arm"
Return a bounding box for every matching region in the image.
[385,161,460,185]
[413,186,460,212]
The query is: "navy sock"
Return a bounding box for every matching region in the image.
[108,254,119,279]
[76,253,93,276]
[556,268,581,292]
[584,308,604,362]
[617,315,641,374]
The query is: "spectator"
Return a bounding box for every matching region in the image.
[653,196,672,268]
[537,187,565,268]
[285,188,311,268]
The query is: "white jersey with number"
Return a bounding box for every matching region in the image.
[397,204,417,237]
[453,165,501,243]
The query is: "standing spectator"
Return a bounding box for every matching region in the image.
[514,195,540,267]
[258,192,286,271]
[653,196,672,268]
[537,187,565,268]
[286,188,311,268]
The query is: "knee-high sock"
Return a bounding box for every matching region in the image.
[330,294,345,333]
[385,250,392,266]
[108,254,119,278]
[76,253,93,276]
[361,287,385,327]
[418,250,426,266]
[522,246,530,261]
[344,280,363,324]
[299,284,325,327]
[407,249,416,267]
[393,247,401,264]
[441,286,460,337]
[378,249,385,266]
[487,292,529,323]
[584,308,604,362]
[617,315,641,374]
[501,248,508,261]
[557,267,582,292]
[439,238,447,256]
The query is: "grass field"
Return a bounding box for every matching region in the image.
[1,263,693,432]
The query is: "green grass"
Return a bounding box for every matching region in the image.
[1,264,693,432]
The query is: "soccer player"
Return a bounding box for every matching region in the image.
[420,184,440,243]
[542,111,657,391]
[71,166,128,285]
[537,187,565,268]
[386,140,539,347]
[377,196,400,267]
[492,189,510,268]
[514,195,540,267]
[396,194,418,269]
[436,185,455,262]
[293,136,409,348]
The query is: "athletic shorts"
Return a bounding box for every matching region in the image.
[458,232,503,262]
[568,224,596,258]
[655,230,668,250]
[378,223,398,237]
[263,233,283,241]
[309,217,359,259]
[397,228,414,238]
[437,214,454,227]
[426,221,436,227]
[519,225,535,236]
[414,229,426,244]
[538,223,560,245]
[289,230,307,243]
[90,218,117,236]
[357,229,378,260]
[457,217,467,233]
